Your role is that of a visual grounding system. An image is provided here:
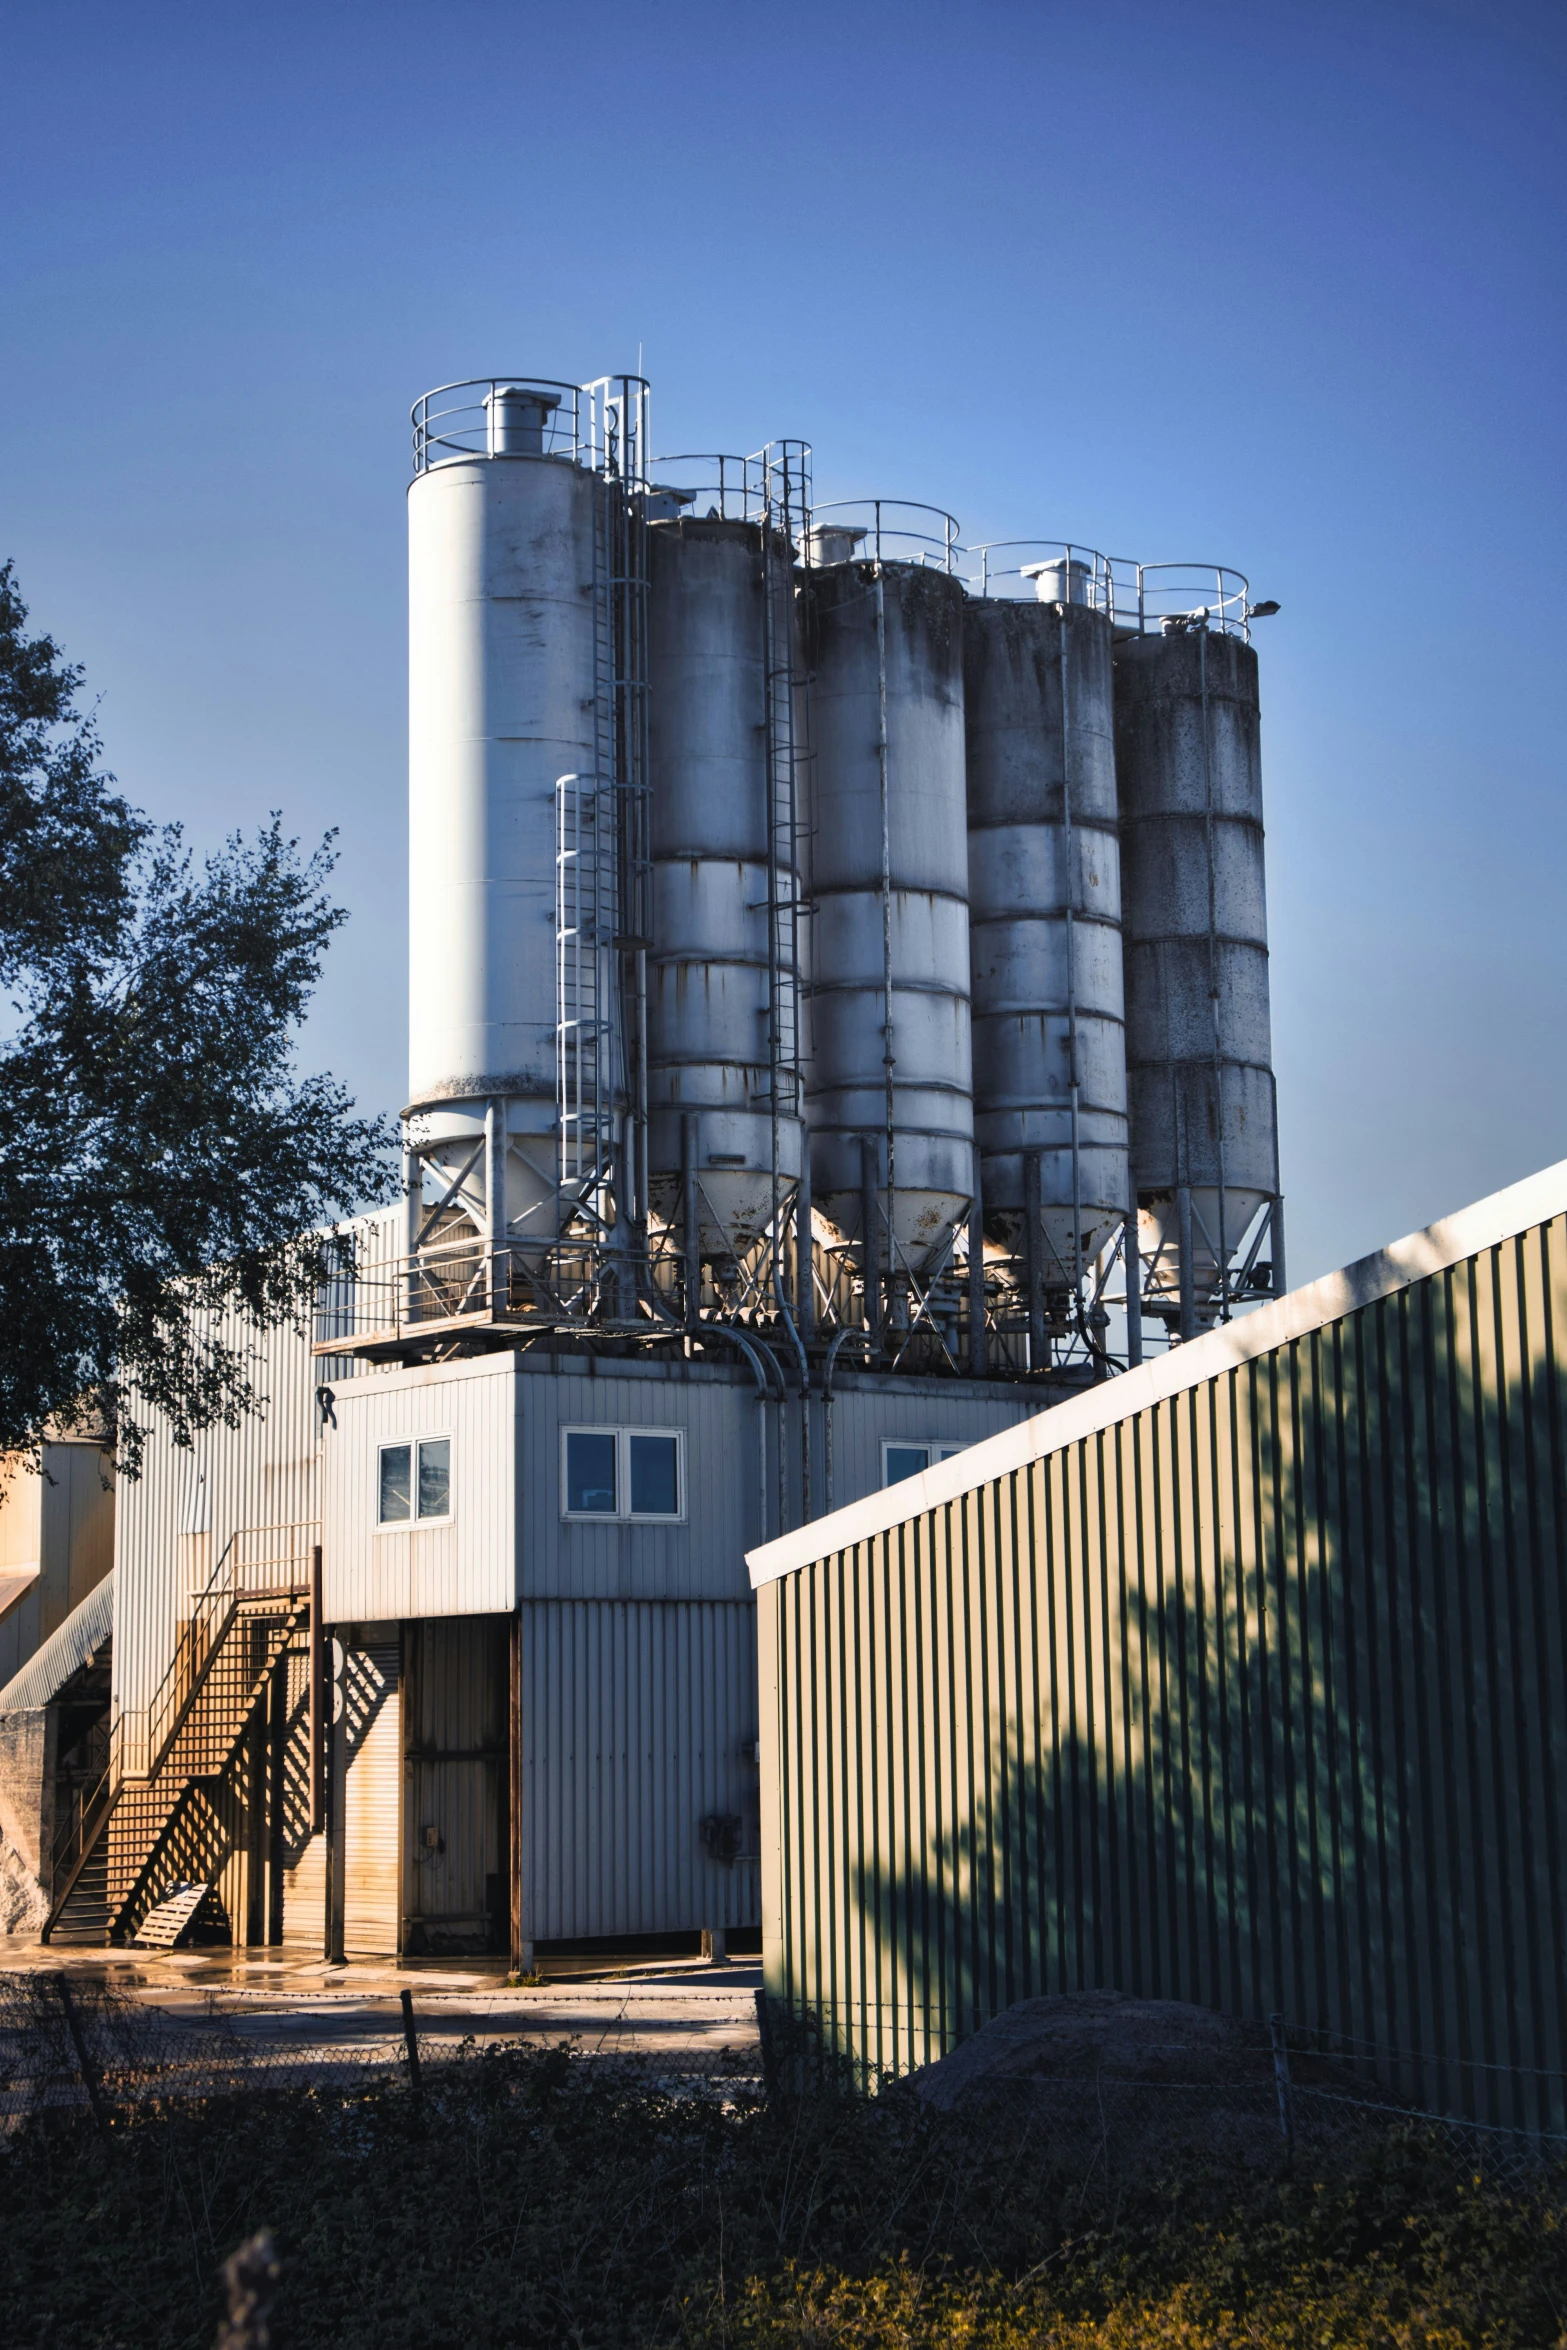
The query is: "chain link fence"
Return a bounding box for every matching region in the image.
[0,1969,764,2134]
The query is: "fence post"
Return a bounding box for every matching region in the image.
[400,1986,423,2094]
[54,1973,109,2138]
[1269,2012,1294,2160]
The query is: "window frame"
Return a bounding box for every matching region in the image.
[880,1438,970,1490]
[375,1432,455,1532]
[561,1424,687,1524]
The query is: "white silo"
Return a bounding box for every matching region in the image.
[644,452,806,1291]
[1113,576,1281,1335]
[800,504,975,1341]
[964,545,1128,1356]
[405,377,649,1279]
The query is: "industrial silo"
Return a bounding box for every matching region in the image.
[645,470,804,1287]
[964,549,1127,1356]
[405,377,647,1273]
[800,506,975,1337]
[1114,608,1280,1333]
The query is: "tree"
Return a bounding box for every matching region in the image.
[0,559,394,1468]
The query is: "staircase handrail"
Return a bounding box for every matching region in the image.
[130,1518,318,1788]
[43,1519,316,1941]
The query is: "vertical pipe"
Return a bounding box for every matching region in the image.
[326,1637,345,1964]
[874,568,896,1200]
[682,1114,701,1332]
[1059,611,1084,1307]
[1124,1188,1144,1370]
[485,1097,507,1316]
[267,1655,286,1946]
[860,1135,882,1351]
[968,1180,988,1379]
[1177,1183,1198,1342]
[308,1545,324,1835]
[1270,1196,1288,1300]
[796,1141,814,1346]
[1024,1147,1046,1371]
[508,1609,524,1973]
[246,1704,266,1946]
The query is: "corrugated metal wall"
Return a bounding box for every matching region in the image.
[323,1354,515,1622]
[341,1631,402,1957]
[760,1202,1567,2131]
[112,1208,398,1729]
[520,1599,760,1941]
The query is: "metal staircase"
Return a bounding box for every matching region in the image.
[42,1523,316,1947]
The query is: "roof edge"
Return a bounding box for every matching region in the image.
[747,1156,1567,1589]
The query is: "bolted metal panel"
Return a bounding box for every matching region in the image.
[646,516,802,1261]
[406,448,601,1232]
[1115,628,1277,1301]
[518,1598,760,1942]
[965,595,1127,1275]
[757,1180,1567,2131]
[802,560,974,1268]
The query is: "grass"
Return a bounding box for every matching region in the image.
[2,2045,1563,2348]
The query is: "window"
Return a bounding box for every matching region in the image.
[881,1438,970,1489]
[563,1427,684,1521]
[378,1437,453,1527]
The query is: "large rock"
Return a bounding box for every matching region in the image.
[0,1836,47,1937]
[912,1993,1285,2188]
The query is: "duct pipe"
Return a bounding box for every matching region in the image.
[1024,1148,1046,1370]
[968,1179,988,1378]
[860,1136,882,1349]
[1177,1185,1198,1341]
[1124,1179,1144,1369]
[682,1114,701,1332]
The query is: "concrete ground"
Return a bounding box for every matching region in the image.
[0,1939,763,2071]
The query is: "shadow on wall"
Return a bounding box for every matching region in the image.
[775,1229,1567,2135]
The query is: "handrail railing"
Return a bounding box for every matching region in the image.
[807,498,961,573]
[110,1519,317,1792]
[47,1519,316,1906]
[411,375,651,486]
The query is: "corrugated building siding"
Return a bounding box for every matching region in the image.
[341,1631,401,1956]
[520,1599,760,1940]
[0,1441,114,1690]
[758,1194,1567,2131]
[112,1208,398,1733]
[323,1354,515,1622]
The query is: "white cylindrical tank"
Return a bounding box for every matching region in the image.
[965,588,1127,1281]
[1114,624,1278,1307]
[802,553,974,1272]
[646,513,802,1267]
[406,394,601,1237]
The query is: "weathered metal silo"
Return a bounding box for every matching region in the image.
[646,474,804,1282]
[1114,607,1280,1333]
[964,548,1128,1348]
[801,504,974,1330]
[405,376,648,1279]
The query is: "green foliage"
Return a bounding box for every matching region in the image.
[1,2050,1562,2349]
[0,559,394,1464]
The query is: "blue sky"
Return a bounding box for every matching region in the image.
[3,0,1563,1285]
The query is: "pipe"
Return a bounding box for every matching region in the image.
[1270,1196,1287,1300]
[967,1175,988,1379]
[796,1139,814,1346]
[861,1134,882,1351]
[1177,1184,1198,1342]
[1024,1147,1046,1371]
[682,1113,701,1331]
[1124,1187,1143,1370]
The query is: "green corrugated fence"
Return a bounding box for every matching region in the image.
[751,1167,1567,2133]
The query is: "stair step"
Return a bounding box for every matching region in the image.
[132,1881,216,1948]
